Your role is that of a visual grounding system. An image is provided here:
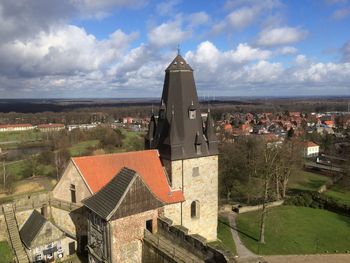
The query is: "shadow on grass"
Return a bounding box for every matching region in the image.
[306,179,327,190]
[218,217,259,242]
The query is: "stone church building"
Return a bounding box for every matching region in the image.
[52,54,221,263]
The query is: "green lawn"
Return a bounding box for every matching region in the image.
[0,241,14,263]
[120,129,144,151]
[6,160,28,180]
[1,159,55,181]
[237,205,350,255]
[68,140,99,156]
[0,130,42,143]
[324,177,350,206]
[210,217,236,255]
[218,217,236,254]
[289,170,330,192]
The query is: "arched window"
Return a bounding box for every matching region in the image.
[191,200,200,219]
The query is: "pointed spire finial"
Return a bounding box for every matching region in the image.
[177,44,181,55]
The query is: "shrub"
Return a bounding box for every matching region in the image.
[285,190,350,215]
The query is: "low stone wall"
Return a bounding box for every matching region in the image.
[157,217,234,263]
[142,239,177,263]
[0,192,84,244]
[236,200,284,214]
[0,214,6,241]
[0,192,49,214]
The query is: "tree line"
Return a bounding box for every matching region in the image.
[219,136,303,243]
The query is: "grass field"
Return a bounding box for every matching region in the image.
[289,170,330,192]
[2,160,55,180]
[0,241,14,263]
[209,217,236,255]
[68,139,99,156]
[237,206,350,255]
[0,130,42,143]
[120,129,144,151]
[324,176,350,206]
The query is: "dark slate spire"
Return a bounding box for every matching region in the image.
[145,54,218,160]
[205,109,219,154]
[163,107,183,157]
[145,113,156,149]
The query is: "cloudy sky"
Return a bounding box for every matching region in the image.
[0,0,350,98]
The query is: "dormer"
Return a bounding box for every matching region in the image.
[159,100,166,119]
[188,101,196,120]
[194,131,202,154]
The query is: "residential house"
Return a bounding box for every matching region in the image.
[303,141,320,157]
[0,124,34,132]
[37,124,65,132]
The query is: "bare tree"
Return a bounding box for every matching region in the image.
[259,144,279,244]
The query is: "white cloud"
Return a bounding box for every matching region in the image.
[244,60,283,82]
[331,7,350,20]
[342,40,350,61]
[277,46,298,55]
[156,0,182,16]
[73,0,147,18]
[228,43,271,63]
[225,0,282,11]
[0,25,138,77]
[256,27,307,46]
[211,0,283,34]
[227,7,256,29]
[148,20,190,47]
[295,54,308,64]
[188,12,210,27]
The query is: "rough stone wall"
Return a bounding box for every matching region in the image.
[0,214,6,241]
[110,209,158,263]
[50,206,87,236]
[163,156,218,241]
[52,161,92,204]
[142,239,177,263]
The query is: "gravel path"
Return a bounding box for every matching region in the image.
[227,212,257,258]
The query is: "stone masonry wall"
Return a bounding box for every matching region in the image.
[50,206,87,236]
[110,209,158,263]
[163,155,218,241]
[52,161,92,204]
[0,214,6,241]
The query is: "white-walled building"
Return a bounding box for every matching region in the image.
[303,141,320,157]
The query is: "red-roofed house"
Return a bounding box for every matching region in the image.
[303,141,320,157]
[37,123,65,132]
[53,150,185,263]
[53,150,183,205]
[323,120,335,128]
[0,123,34,132]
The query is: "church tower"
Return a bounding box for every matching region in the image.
[145,54,218,241]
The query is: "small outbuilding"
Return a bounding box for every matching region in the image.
[20,210,77,262]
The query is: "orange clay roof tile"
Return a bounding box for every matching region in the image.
[72,149,184,204]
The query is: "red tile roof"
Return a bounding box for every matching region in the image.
[72,150,184,204]
[37,124,65,128]
[304,141,319,147]
[323,120,334,126]
[0,124,33,128]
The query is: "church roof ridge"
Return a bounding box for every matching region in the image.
[165,54,193,71]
